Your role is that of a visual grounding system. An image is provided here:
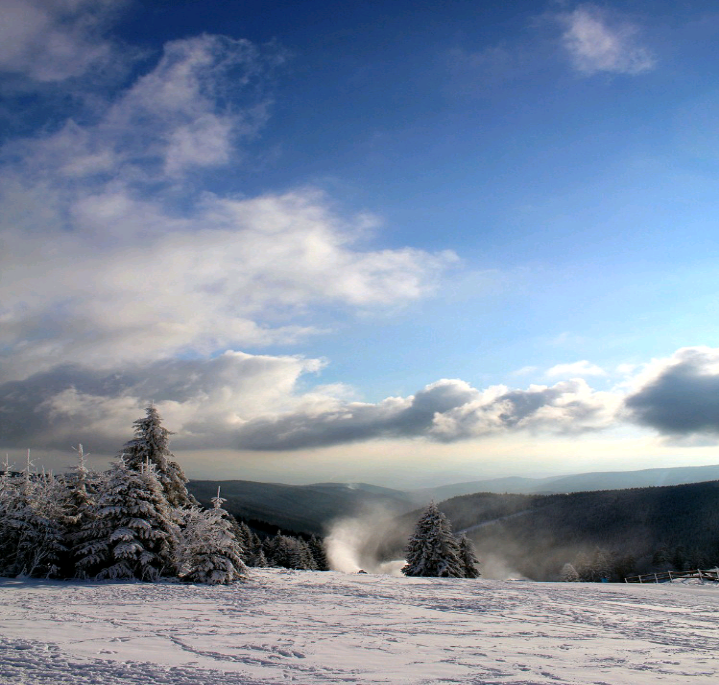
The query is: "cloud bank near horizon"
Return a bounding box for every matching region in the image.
[3,347,719,455]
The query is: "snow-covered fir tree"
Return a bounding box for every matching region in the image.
[560,562,580,582]
[402,501,464,578]
[0,454,68,578]
[308,534,330,571]
[63,445,100,577]
[0,455,18,575]
[177,489,248,584]
[457,534,481,579]
[120,406,196,510]
[242,530,267,567]
[74,458,178,581]
[265,533,317,570]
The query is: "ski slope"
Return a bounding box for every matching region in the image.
[0,569,717,684]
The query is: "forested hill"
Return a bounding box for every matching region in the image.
[431,480,719,581]
[187,480,416,535]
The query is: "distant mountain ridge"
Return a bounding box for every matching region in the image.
[187,463,719,536]
[417,463,719,500]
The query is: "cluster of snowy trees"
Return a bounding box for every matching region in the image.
[402,501,480,578]
[0,408,250,584]
[560,548,637,582]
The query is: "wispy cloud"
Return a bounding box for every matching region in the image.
[546,360,606,378]
[0,30,455,382]
[559,4,655,76]
[0,0,127,83]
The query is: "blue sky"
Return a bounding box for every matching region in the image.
[2,0,719,486]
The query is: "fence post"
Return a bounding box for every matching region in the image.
[654,573,659,583]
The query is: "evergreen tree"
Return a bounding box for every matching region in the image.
[0,456,19,576]
[560,562,580,582]
[402,501,463,578]
[177,490,248,585]
[63,445,99,577]
[254,546,268,568]
[0,455,67,578]
[246,532,266,567]
[75,459,178,581]
[457,534,481,579]
[265,533,317,570]
[308,534,330,571]
[120,406,196,510]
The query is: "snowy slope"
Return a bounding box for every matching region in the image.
[1,570,718,684]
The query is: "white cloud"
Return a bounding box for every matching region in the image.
[0,31,455,381]
[511,366,539,377]
[0,0,125,83]
[559,4,655,75]
[7,34,280,182]
[546,360,606,378]
[0,187,454,380]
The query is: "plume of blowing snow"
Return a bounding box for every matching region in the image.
[325,509,405,576]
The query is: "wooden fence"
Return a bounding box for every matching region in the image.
[624,568,719,584]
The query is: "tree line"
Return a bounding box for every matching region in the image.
[0,407,327,584]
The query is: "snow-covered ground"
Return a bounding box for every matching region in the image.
[1,570,717,684]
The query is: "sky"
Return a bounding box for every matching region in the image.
[2,0,719,487]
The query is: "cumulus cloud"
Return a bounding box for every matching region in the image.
[0,352,326,452]
[234,377,619,450]
[625,347,719,437]
[546,360,606,378]
[559,4,655,75]
[0,0,126,83]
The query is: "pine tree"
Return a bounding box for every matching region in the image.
[247,532,266,567]
[457,534,481,578]
[308,535,330,571]
[177,490,248,584]
[63,445,99,577]
[120,406,196,510]
[264,533,317,570]
[75,459,178,581]
[560,562,580,582]
[402,501,464,578]
[1,454,68,578]
[0,455,19,576]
